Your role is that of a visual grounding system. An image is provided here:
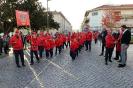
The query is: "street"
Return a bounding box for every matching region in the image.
[0,43,133,88]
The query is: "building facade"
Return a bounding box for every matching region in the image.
[52,11,72,34]
[81,4,133,31]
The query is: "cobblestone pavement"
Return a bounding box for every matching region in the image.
[0,42,133,88]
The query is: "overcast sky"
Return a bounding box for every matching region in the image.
[39,0,133,30]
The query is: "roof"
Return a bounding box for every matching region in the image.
[92,4,133,11]
[84,4,133,16]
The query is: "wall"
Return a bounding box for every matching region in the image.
[87,10,104,31]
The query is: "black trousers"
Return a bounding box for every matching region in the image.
[63,42,67,49]
[66,41,70,48]
[78,45,82,53]
[85,41,91,51]
[55,46,61,55]
[76,48,78,56]
[101,42,105,55]
[0,46,2,54]
[38,46,44,58]
[45,50,50,58]
[95,39,97,44]
[70,51,76,60]
[13,50,25,66]
[115,51,121,60]
[30,50,39,63]
[105,48,114,63]
[50,48,53,57]
[4,44,9,54]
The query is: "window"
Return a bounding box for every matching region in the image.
[92,12,98,16]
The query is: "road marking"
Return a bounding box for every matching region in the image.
[25,49,79,81]
[24,51,46,88]
[45,59,79,80]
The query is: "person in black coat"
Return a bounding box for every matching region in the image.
[99,28,107,56]
[118,25,131,67]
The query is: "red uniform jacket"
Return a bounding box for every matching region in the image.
[116,30,123,51]
[59,36,63,46]
[79,37,84,46]
[66,35,71,41]
[9,35,23,50]
[49,39,55,49]
[44,40,50,50]
[55,38,61,47]
[116,41,121,51]
[62,35,66,43]
[26,34,31,43]
[30,37,38,51]
[38,35,45,46]
[70,39,78,52]
[105,35,115,48]
[86,32,92,41]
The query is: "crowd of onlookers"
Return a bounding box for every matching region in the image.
[0,33,10,55]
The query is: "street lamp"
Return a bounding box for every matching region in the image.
[46,0,51,30]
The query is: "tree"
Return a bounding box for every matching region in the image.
[0,0,59,33]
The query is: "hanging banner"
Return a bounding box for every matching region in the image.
[15,10,30,26]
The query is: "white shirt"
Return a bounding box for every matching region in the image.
[123,29,128,34]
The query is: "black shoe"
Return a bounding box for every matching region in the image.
[109,60,112,62]
[17,65,21,68]
[30,63,34,65]
[99,53,103,56]
[118,64,126,68]
[114,58,119,60]
[72,58,75,61]
[22,64,26,67]
[105,62,108,65]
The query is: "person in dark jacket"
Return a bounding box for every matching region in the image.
[118,25,131,67]
[3,33,10,54]
[99,28,107,56]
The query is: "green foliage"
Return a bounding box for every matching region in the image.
[0,0,59,33]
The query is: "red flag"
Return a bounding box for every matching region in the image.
[16,10,30,26]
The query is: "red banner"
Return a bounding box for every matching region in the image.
[16,10,30,26]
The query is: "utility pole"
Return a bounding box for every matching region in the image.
[46,0,49,30]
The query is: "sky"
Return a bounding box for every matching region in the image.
[39,0,133,30]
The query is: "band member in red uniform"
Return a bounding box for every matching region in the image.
[49,38,55,58]
[85,30,92,51]
[9,29,25,68]
[38,31,45,58]
[105,30,115,65]
[29,32,40,65]
[70,38,78,61]
[55,35,61,55]
[44,38,51,58]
